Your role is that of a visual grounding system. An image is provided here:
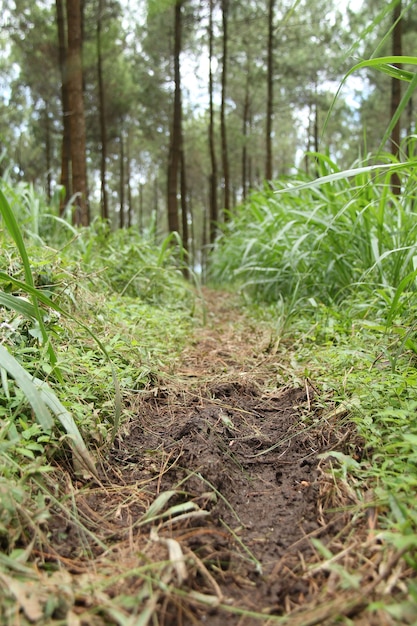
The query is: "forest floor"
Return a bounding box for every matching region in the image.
[35,288,409,625]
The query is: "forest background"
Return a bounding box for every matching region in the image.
[2,0,417,622]
[0,0,413,272]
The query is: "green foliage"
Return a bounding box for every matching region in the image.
[77,221,192,305]
[293,295,417,553]
[327,55,417,152]
[211,153,417,312]
[0,179,194,554]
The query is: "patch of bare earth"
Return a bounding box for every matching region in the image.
[30,290,412,625]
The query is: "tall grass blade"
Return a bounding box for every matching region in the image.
[0,345,54,431]
[33,378,98,478]
[0,293,37,320]
[0,271,122,441]
[379,71,417,151]
[324,56,417,144]
[0,188,60,377]
[274,161,414,195]
[0,345,98,477]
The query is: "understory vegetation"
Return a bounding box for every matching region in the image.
[0,179,195,556]
[1,148,417,622]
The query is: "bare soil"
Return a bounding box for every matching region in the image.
[41,289,408,625]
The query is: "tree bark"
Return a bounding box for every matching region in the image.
[265,0,275,181]
[139,183,144,234]
[220,0,230,216]
[242,62,250,201]
[97,0,109,220]
[66,0,89,225]
[126,134,133,228]
[391,0,402,195]
[180,148,189,278]
[119,133,125,228]
[167,0,182,234]
[56,0,71,211]
[208,0,218,244]
[44,104,52,201]
[153,177,159,243]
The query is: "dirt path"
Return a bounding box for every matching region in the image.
[43,289,380,625]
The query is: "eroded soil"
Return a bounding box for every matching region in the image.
[106,379,347,621]
[41,290,383,625]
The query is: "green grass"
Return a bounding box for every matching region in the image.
[211,152,417,311]
[0,179,195,575]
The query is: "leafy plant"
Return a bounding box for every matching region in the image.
[211,153,417,320]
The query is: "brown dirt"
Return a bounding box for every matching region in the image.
[36,289,410,625]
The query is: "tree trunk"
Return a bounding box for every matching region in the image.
[189,188,195,273]
[248,110,253,191]
[208,0,218,244]
[153,176,159,243]
[119,133,125,228]
[242,63,250,201]
[126,135,132,228]
[314,98,319,154]
[97,0,109,220]
[139,183,144,234]
[180,148,189,278]
[167,0,182,234]
[265,0,275,181]
[66,0,89,225]
[201,201,208,283]
[391,0,402,195]
[44,104,52,201]
[220,0,230,216]
[56,0,71,211]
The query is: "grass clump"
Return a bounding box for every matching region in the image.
[211,153,417,308]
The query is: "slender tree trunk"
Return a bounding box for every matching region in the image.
[208,0,218,244]
[44,105,52,201]
[180,148,189,278]
[119,133,125,228]
[248,111,253,190]
[220,0,230,216]
[153,176,159,243]
[201,200,208,283]
[265,0,275,181]
[189,188,195,272]
[126,135,132,228]
[66,0,89,225]
[139,183,144,234]
[56,0,71,211]
[314,99,319,154]
[391,0,402,195]
[305,101,312,175]
[167,0,182,234]
[97,0,109,220]
[242,63,250,201]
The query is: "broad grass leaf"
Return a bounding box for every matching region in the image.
[274,162,414,195]
[0,345,54,431]
[0,292,37,320]
[142,490,177,522]
[0,345,97,477]
[32,377,98,478]
[0,271,121,441]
